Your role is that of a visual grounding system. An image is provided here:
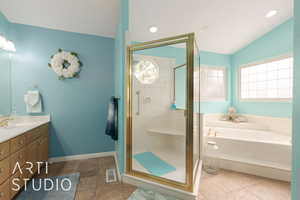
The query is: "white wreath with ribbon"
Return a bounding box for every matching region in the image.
[48,49,82,80]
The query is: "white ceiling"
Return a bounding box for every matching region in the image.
[0,0,293,53]
[130,0,293,54]
[0,0,119,38]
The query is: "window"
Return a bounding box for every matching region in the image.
[195,66,227,101]
[239,56,293,101]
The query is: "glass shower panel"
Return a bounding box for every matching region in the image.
[193,42,201,178]
[131,43,187,184]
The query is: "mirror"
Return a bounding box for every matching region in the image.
[0,50,11,116]
[0,15,11,116]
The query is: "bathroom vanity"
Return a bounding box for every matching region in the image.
[0,116,49,199]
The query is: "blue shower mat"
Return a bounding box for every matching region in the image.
[134,152,176,176]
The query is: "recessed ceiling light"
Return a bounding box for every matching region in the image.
[149,26,158,33]
[265,10,277,18]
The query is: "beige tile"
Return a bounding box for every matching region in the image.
[220,170,264,192]
[197,193,206,200]
[78,158,101,177]
[200,170,291,200]
[96,183,124,200]
[78,175,97,191]
[96,171,107,186]
[201,170,263,193]
[78,158,100,170]
[48,160,80,176]
[200,177,229,200]
[201,171,215,180]
[14,157,136,200]
[76,188,96,200]
[247,179,291,200]
[122,183,137,199]
[227,188,261,200]
[99,156,116,169]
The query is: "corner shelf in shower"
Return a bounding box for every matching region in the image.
[147,128,185,136]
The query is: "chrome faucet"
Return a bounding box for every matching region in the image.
[0,117,12,127]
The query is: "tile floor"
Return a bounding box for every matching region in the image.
[32,156,291,200]
[36,156,137,200]
[198,170,291,200]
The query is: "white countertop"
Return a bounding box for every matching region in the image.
[0,115,50,143]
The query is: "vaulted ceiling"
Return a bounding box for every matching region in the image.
[130,0,293,54]
[0,0,119,38]
[0,0,293,54]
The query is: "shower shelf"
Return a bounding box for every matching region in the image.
[147,128,185,136]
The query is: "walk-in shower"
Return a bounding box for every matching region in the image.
[125,33,201,194]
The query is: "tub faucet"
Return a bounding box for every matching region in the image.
[208,128,217,137]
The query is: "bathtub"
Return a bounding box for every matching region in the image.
[204,127,292,181]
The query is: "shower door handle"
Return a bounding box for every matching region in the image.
[136,91,140,115]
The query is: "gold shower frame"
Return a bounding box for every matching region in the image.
[126,33,195,192]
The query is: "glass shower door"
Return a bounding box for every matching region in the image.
[126,33,197,192]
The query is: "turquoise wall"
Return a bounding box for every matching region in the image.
[231,19,293,118]
[0,12,9,35]
[293,2,300,199]
[0,12,11,115]
[7,21,115,157]
[115,0,129,174]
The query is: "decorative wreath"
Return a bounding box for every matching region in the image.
[48,49,82,80]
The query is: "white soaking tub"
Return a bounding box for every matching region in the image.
[204,127,292,181]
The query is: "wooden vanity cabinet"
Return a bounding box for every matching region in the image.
[0,142,10,161]
[37,133,49,164]
[0,157,10,185]
[0,179,10,200]
[25,139,39,175]
[0,123,49,200]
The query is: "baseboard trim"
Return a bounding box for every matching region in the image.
[113,152,121,181]
[49,151,116,163]
[216,157,291,182]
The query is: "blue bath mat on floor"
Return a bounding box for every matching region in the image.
[134,152,176,176]
[16,173,80,200]
[128,188,180,200]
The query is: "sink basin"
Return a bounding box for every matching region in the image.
[14,122,38,127]
[0,125,19,130]
[0,122,38,129]
[0,115,50,131]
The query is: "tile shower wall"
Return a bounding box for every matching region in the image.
[132,54,187,182]
[132,55,182,153]
[7,20,115,157]
[135,45,232,114]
